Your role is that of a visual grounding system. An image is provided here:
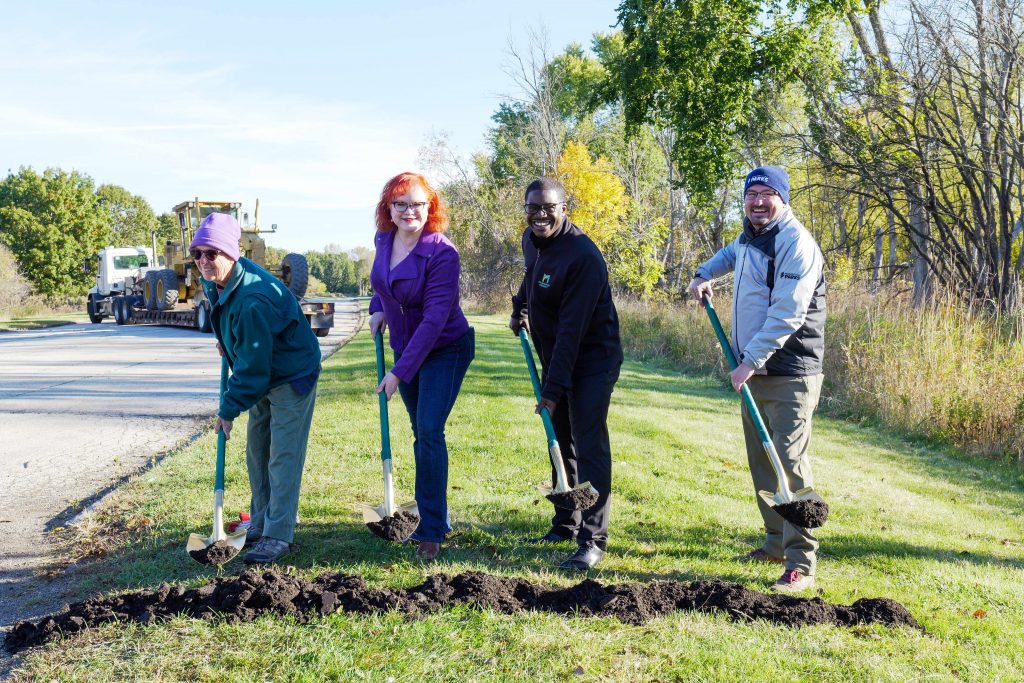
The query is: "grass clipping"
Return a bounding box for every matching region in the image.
[6,568,920,653]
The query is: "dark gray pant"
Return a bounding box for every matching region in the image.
[547,365,620,550]
[741,373,823,575]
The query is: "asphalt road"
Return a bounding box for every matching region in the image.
[0,304,362,640]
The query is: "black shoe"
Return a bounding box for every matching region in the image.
[527,529,575,544]
[558,544,605,571]
[243,526,263,548]
[243,537,294,565]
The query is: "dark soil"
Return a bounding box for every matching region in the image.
[366,510,419,542]
[188,541,240,566]
[547,486,599,511]
[773,500,830,528]
[5,569,920,654]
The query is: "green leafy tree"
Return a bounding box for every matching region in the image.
[0,167,108,298]
[96,184,158,247]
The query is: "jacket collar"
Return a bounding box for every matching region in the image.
[207,259,245,306]
[377,230,441,283]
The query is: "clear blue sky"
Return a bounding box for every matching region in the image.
[0,0,621,252]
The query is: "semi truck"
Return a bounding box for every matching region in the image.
[86,199,334,336]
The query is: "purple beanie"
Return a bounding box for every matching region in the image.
[744,165,790,204]
[190,212,241,261]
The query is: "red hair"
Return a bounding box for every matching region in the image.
[374,172,449,234]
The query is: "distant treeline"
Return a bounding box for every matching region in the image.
[0,166,370,300]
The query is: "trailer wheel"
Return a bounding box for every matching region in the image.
[155,270,179,311]
[143,271,159,310]
[280,253,308,299]
[86,294,104,324]
[195,300,213,333]
[113,297,127,325]
[314,327,329,338]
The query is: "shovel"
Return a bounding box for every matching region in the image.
[361,330,419,541]
[702,297,829,529]
[187,356,247,564]
[518,329,599,511]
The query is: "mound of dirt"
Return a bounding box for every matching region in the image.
[5,569,920,653]
[547,487,599,511]
[188,541,240,566]
[773,500,830,528]
[366,511,419,542]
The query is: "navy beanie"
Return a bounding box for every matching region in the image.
[744,166,790,204]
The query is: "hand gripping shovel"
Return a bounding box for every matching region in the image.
[362,330,419,542]
[702,297,829,529]
[187,356,247,565]
[519,329,599,511]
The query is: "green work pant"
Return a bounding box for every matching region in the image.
[740,373,823,575]
[246,381,317,543]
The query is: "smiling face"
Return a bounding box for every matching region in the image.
[194,249,236,285]
[525,188,567,239]
[743,183,786,229]
[389,185,430,238]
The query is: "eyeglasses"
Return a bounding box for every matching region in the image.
[391,201,428,213]
[524,203,563,215]
[744,190,780,201]
[190,248,221,261]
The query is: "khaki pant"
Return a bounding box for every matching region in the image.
[740,373,823,575]
[246,381,318,543]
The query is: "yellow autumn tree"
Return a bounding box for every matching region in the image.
[555,141,628,250]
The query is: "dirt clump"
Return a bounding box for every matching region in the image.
[5,569,921,653]
[188,541,240,566]
[773,500,830,528]
[366,511,419,542]
[547,487,599,511]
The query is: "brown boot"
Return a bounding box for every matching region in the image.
[416,541,441,561]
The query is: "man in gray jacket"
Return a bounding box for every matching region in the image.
[688,165,826,593]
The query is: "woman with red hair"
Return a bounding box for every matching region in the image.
[368,172,474,561]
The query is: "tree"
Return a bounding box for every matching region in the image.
[96,184,159,247]
[0,167,108,298]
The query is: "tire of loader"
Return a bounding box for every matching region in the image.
[155,269,179,311]
[87,294,104,324]
[195,300,213,333]
[143,271,159,310]
[281,253,308,300]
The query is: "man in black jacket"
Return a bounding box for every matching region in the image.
[510,177,623,571]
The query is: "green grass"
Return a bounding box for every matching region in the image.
[0,312,86,330]
[11,315,1024,681]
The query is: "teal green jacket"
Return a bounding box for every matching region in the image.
[203,258,321,421]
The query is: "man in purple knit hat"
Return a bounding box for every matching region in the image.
[689,166,827,593]
[190,212,322,565]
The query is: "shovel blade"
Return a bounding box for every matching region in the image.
[185,529,247,555]
[358,501,419,524]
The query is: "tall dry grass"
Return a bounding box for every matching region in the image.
[618,288,1024,463]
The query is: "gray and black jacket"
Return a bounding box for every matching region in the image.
[695,206,826,376]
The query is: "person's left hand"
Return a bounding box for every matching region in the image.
[216,417,233,440]
[535,397,557,416]
[376,371,401,400]
[730,362,756,393]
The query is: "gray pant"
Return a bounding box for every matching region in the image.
[246,381,318,543]
[740,373,823,575]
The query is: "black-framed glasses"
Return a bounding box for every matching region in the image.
[190,248,221,261]
[392,201,428,213]
[744,190,780,201]
[524,202,563,215]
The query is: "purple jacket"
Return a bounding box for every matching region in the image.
[369,230,469,382]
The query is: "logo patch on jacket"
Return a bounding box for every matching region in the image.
[538,273,552,289]
[779,272,801,280]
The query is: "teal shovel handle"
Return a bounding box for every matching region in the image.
[702,297,774,448]
[215,355,228,492]
[519,329,558,444]
[375,331,392,461]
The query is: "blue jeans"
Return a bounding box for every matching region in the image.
[395,328,474,543]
